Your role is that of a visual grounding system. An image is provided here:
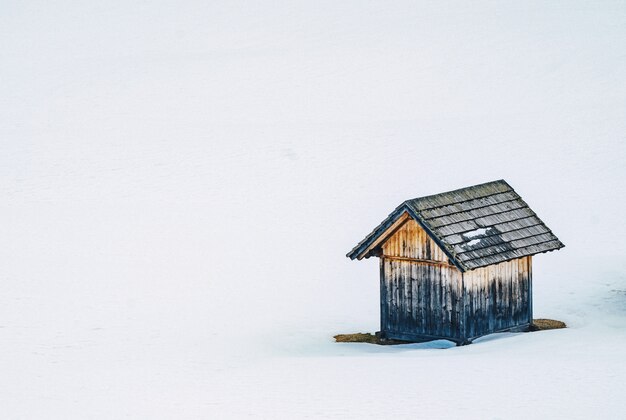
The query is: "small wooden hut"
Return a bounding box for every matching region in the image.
[347,180,564,345]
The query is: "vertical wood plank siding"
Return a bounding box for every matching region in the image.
[461,256,532,339]
[381,219,462,340]
[382,219,450,263]
[382,258,463,340]
[379,218,532,343]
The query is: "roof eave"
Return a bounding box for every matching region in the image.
[403,204,467,272]
[346,203,410,260]
[346,203,468,272]
[461,241,565,271]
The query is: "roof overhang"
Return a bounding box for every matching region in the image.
[346,180,565,272]
[346,203,466,271]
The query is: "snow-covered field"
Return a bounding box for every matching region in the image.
[2,1,626,418]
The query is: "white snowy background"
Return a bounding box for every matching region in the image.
[2,1,626,418]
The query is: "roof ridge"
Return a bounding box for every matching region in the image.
[421,197,523,221]
[407,179,509,206]
[426,204,529,230]
[347,179,563,270]
[418,190,520,216]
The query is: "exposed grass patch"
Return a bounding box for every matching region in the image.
[334,333,378,343]
[531,318,567,331]
[333,332,408,345]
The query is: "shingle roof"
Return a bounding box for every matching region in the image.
[346,180,564,271]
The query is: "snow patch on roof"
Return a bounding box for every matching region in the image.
[463,228,489,239]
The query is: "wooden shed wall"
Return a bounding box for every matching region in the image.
[462,256,532,339]
[378,218,533,343]
[381,258,463,340]
[381,218,450,263]
[380,219,463,341]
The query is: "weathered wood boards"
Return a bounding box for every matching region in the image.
[382,218,450,263]
[462,256,532,340]
[379,219,532,344]
[381,257,462,340]
[347,179,564,271]
[348,180,563,344]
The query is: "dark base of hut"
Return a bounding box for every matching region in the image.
[381,323,532,346]
[336,320,564,346]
